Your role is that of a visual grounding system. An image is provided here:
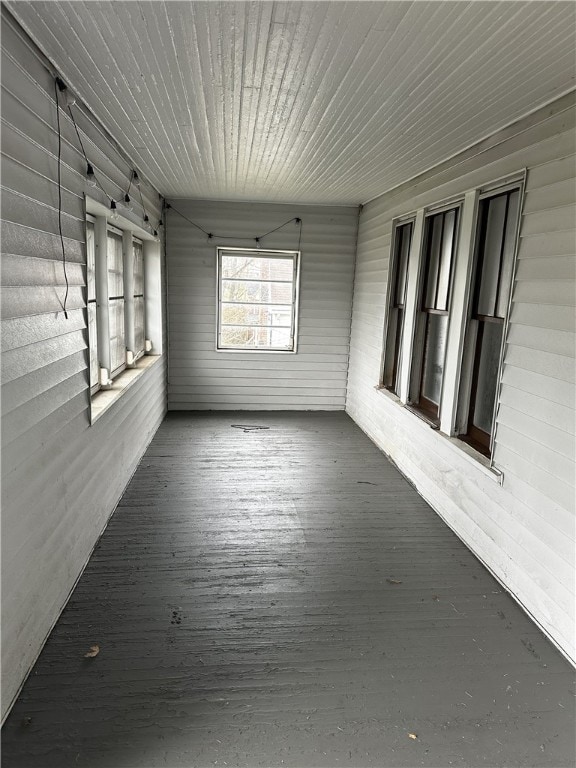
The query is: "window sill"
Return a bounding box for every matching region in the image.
[439,432,503,485]
[374,384,401,404]
[403,403,440,430]
[375,384,503,484]
[216,347,297,354]
[91,355,162,423]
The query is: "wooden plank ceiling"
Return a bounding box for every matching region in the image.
[5,1,576,204]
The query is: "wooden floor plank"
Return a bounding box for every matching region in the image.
[2,411,574,767]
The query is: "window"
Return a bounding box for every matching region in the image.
[459,188,521,455]
[106,227,126,377]
[410,207,459,422]
[379,176,524,467]
[132,239,145,360]
[217,248,300,352]
[383,220,413,395]
[86,203,161,411]
[86,220,99,393]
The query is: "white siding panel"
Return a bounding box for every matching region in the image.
[2,332,86,384]
[2,220,84,264]
[500,364,575,408]
[526,155,576,189]
[2,350,87,415]
[166,199,358,410]
[1,285,85,319]
[1,253,84,286]
[522,178,576,214]
[506,324,575,358]
[1,308,85,351]
[0,12,166,723]
[499,383,575,436]
[513,279,576,306]
[509,302,575,332]
[515,255,575,280]
[504,346,575,383]
[347,98,576,662]
[521,204,576,236]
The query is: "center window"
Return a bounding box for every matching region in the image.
[217,248,300,352]
[410,206,459,422]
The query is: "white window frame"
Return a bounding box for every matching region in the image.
[85,197,163,421]
[216,247,301,353]
[454,181,524,456]
[133,237,146,362]
[381,217,416,396]
[86,216,99,395]
[379,172,525,470]
[407,201,462,424]
[124,236,146,365]
[104,222,127,380]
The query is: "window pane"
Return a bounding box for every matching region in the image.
[221,255,294,281]
[86,222,96,302]
[222,279,293,304]
[421,313,448,406]
[424,214,443,309]
[476,194,507,317]
[107,232,124,298]
[394,223,412,307]
[220,326,257,347]
[496,190,520,318]
[134,296,145,355]
[220,325,292,349]
[436,209,456,311]
[221,303,292,327]
[472,321,503,434]
[392,307,404,394]
[133,240,144,296]
[88,301,98,389]
[109,298,125,373]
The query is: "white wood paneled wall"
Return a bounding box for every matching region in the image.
[347,93,576,662]
[166,200,358,410]
[1,12,167,721]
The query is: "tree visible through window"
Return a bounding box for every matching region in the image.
[217,248,300,351]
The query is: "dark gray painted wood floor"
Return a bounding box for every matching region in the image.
[2,412,574,768]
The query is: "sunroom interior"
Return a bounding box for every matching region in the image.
[1,2,575,766]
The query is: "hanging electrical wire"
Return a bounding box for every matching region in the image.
[167,204,303,249]
[54,78,70,319]
[134,171,152,227]
[64,82,159,232]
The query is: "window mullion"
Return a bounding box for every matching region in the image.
[439,189,479,435]
[398,209,425,404]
